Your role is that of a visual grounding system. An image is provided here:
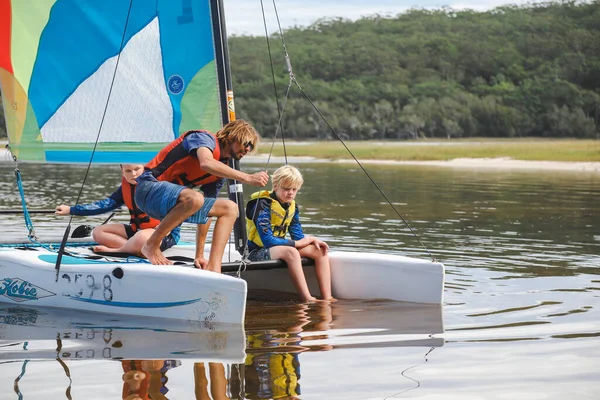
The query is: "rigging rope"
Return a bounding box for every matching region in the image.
[258,0,436,262]
[54,0,135,280]
[235,0,297,268]
[6,147,55,251]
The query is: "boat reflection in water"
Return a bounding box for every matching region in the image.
[0,304,245,399]
[0,304,245,362]
[0,301,443,398]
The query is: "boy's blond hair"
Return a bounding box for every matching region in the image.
[272,165,303,189]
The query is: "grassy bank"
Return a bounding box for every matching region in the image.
[255,139,600,162]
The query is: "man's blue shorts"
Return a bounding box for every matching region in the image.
[135,172,216,225]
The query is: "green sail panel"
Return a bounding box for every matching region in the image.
[180,60,221,135]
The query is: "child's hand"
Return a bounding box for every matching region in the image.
[55,205,71,215]
[313,238,330,255]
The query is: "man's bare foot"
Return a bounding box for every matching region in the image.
[204,263,222,273]
[323,297,338,302]
[141,243,173,265]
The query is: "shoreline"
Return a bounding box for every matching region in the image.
[1,145,598,172]
[243,155,600,172]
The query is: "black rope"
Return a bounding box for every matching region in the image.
[260,0,287,163]
[263,0,436,262]
[383,346,436,399]
[55,0,135,280]
[294,82,435,261]
[237,0,297,263]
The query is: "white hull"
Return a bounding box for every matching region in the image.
[0,240,444,324]
[166,243,444,304]
[239,250,445,304]
[0,246,247,325]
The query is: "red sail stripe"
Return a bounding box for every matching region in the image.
[0,0,12,74]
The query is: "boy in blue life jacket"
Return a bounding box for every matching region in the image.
[55,164,178,256]
[245,165,335,302]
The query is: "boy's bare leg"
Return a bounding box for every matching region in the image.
[91,224,128,249]
[205,200,238,273]
[271,246,316,302]
[142,189,204,265]
[299,245,335,300]
[94,229,154,256]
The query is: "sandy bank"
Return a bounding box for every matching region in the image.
[243,155,600,172]
[1,145,598,172]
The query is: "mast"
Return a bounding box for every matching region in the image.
[211,0,247,255]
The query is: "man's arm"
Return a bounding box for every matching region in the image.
[196,147,268,186]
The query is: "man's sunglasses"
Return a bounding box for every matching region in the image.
[243,141,255,152]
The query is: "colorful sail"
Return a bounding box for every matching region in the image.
[0,0,226,163]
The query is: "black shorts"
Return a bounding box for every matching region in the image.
[124,224,176,251]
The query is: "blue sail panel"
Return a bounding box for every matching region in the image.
[0,0,223,163]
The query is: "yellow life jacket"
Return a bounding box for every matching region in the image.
[244,352,301,398]
[246,190,296,248]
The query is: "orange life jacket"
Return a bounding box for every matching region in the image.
[121,178,160,232]
[145,130,222,187]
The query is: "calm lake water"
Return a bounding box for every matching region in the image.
[0,161,598,399]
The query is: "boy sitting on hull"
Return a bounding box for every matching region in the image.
[245,165,335,302]
[55,164,178,256]
[135,119,269,270]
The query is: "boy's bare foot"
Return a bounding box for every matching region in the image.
[323,297,338,302]
[302,296,319,303]
[92,245,114,253]
[141,243,173,265]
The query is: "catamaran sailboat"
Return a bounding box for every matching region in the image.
[0,0,444,323]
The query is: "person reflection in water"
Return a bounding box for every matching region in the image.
[121,359,180,400]
[194,362,230,400]
[240,302,333,399]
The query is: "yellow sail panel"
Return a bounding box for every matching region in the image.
[10,0,54,95]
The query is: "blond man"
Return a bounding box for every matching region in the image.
[135,120,269,270]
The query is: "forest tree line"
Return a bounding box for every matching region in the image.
[0,1,598,140]
[230,0,600,140]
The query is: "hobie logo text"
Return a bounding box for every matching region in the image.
[0,278,55,302]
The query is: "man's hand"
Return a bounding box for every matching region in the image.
[194,256,209,269]
[243,170,269,187]
[55,205,71,215]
